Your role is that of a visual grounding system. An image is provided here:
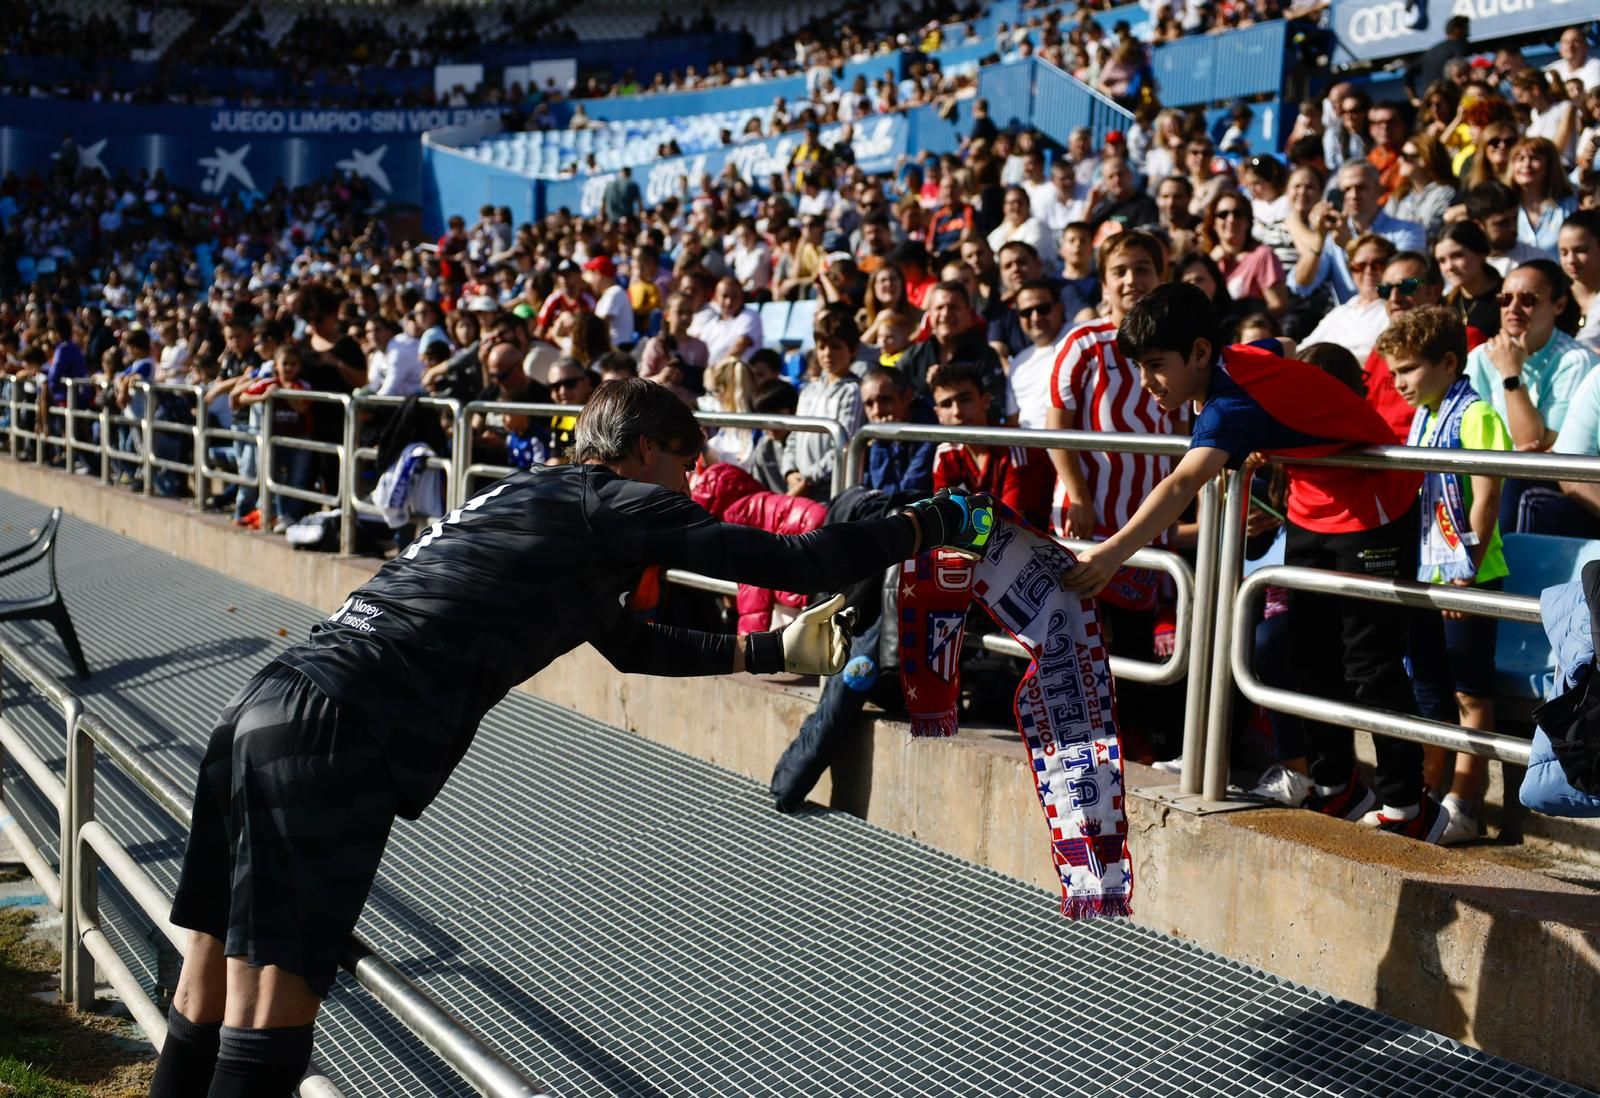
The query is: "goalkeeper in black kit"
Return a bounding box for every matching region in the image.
[150,377,992,1097]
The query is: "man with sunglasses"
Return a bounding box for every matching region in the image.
[1359,251,1461,440]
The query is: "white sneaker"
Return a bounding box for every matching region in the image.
[1150,758,1184,775]
[72,461,92,475]
[1248,764,1314,807]
[1438,796,1479,846]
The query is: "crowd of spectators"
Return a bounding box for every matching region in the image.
[4,4,1600,834]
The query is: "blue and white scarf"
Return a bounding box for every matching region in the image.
[1408,375,1479,582]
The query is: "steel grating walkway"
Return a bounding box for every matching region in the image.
[0,490,1591,1098]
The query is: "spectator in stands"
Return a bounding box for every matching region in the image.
[1362,251,1451,441]
[1205,191,1291,317]
[1086,156,1159,235]
[784,308,866,499]
[899,281,1006,414]
[1506,137,1577,257]
[1380,305,1510,845]
[925,171,977,256]
[693,277,763,364]
[730,220,773,301]
[111,327,154,485]
[1465,260,1592,457]
[1047,229,1171,546]
[699,356,757,466]
[1324,86,1372,174]
[1290,161,1423,305]
[602,167,643,223]
[859,366,935,495]
[1466,181,1546,275]
[1388,133,1457,242]
[360,316,420,398]
[745,379,798,493]
[437,215,469,287]
[1007,279,1070,431]
[536,259,595,337]
[236,344,315,525]
[638,292,709,393]
[559,313,613,369]
[1437,221,1505,337]
[987,241,1054,359]
[546,355,595,460]
[584,256,635,350]
[1413,15,1472,94]
[987,187,1059,277]
[1560,211,1600,353]
[1550,27,1600,93]
[1512,74,1579,167]
[928,360,1051,527]
[628,244,667,331]
[1365,102,1409,201]
[1302,234,1399,362]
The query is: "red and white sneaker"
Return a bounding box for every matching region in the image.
[1304,770,1377,821]
[1361,797,1450,844]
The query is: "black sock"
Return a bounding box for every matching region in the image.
[204,1023,315,1098]
[149,1004,223,1097]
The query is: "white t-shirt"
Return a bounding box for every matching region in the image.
[797,189,838,219]
[1303,298,1391,363]
[730,242,772,292]
[1548,56,1600,92]
[696,308,764,363]
[369,334,424,397]
[1528,99,1576,163]
[595,284,636,348]
[1007,336,1063,430]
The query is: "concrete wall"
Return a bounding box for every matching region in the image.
[12,461,1599,1090]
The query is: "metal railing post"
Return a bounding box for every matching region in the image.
[259,399,276,533]
[1201,467,1250,804]
[1180,478,1220,797]
[98,390,113,485]
[192,388,209,506]
[65,695,97,1008]
[141,384,155,497]
[340,396,358,555]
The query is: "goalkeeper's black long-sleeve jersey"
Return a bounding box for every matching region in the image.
[275,463,917,816]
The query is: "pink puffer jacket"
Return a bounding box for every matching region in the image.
[692,463,829,634]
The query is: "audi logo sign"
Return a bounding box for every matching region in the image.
[1336,0,1583,61]
[1345,0,1425,44]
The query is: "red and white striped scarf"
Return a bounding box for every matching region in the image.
[900,516,1132,918]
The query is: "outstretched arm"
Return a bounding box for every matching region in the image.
[592,613,740,675]
[671,513,923,591]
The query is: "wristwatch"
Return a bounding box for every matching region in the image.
[1502,375,1522,392]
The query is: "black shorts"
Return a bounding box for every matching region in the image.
[169,660,399,999]
[1408,579,1503,716]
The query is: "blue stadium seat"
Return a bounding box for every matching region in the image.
[783,299,818,351]
[644,309,662,338]
[17,256,36,283]
[1494,533,1600,706]
[758,301,791,347]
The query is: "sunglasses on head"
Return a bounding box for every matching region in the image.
[1016,303,1057,319]
[1497,291,1543,309]
[1378,277,1423,298]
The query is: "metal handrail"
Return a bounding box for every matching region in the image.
[1231,566,1537,766]
[348,393,462,521]
[0,636,547,1097]
[261,389,353,550]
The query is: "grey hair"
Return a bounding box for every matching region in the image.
[570,377,703,464]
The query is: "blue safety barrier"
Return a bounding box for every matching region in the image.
[1153,20,1289,107]
[978,58,1133,153]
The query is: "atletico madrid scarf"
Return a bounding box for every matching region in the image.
[899,516,1132,918]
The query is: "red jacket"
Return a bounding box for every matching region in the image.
[692,464,829,634]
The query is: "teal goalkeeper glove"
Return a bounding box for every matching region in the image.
[904,489,996,558]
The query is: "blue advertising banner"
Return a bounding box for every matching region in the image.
[0,97,501,205]
[1332,0,1588,63]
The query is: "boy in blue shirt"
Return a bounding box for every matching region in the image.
[1066,283,1439,839]
[1378,305,1513,845]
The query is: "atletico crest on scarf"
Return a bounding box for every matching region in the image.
[899,511,1132,918]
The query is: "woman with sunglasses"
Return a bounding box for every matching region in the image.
[1453,119,1518,201]
[1464,260,1592,458]
[1559,210,1600,354]
[1505,137,1578,258]
[1299,233,1398,361]
[1389,133,1457,241]
[1202,192,1291,316]
[1435,221,1503,338]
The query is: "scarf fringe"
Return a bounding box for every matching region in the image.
[909,713,960,738]
[1063,896,1134,920]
